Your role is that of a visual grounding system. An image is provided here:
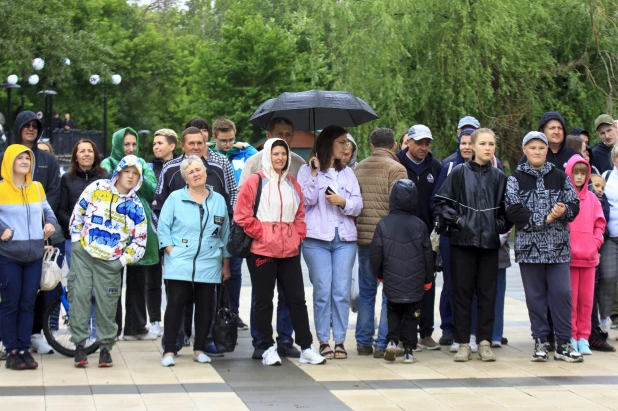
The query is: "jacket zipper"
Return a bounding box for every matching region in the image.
[192,202,205,283]
[278,178,284,258]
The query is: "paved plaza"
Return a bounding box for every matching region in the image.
[2,254,618,410]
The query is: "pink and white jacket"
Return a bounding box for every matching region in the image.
[565,156,606,267]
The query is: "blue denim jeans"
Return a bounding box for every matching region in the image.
[302,229,357,343]
[0,255,43,352]
[355,245,388,350]
[438,236,454,339]
[470,268,506,341]
[228,257,243,314]
[250,281,293,347]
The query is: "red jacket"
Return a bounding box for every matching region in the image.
[566,156,606,267]
[233,139,306,259]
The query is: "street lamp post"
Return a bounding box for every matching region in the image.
[90,73,121,157]
[0,74,21,144]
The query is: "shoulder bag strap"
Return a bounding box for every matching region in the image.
[253,173,262,217]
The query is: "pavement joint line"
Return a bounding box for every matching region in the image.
[0,383,230,396]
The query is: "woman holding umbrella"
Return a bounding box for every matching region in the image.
[298,126,363,359]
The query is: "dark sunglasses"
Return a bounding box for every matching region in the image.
[24,122,39,130]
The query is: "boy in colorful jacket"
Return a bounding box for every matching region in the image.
[68,155,148,368]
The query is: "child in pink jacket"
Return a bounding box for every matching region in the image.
[565,156,606,355]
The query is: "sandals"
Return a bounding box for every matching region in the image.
[319,343,334,359]
[334,343,347,359]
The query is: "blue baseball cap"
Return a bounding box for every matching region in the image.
[457,116,480,129]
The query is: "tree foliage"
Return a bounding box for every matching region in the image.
[0,0,616,166]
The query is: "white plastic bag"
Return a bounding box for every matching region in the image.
[350,269,360,313]
[40,247,62,291]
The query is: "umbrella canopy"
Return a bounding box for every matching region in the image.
[249,90,379,130]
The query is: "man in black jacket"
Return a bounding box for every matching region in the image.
[519,112,579,172]
[0,110,62,355]
[150,128,178,181]
[396,124,442,350]
[592,114,616,174]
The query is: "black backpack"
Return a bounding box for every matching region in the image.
[226,173,262,258]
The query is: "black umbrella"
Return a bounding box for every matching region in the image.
[249,90,379,130]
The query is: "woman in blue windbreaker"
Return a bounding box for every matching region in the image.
[157,155,231,367]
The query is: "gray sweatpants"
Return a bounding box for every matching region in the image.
[599,239,618,319]
[520,262,572,345]
[67,241,123,350]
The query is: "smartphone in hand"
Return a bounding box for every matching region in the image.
[325,186,336,196]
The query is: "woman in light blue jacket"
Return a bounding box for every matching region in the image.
[157,155,231,366]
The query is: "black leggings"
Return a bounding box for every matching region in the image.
[247,254,312,350]
[162,280,215,354]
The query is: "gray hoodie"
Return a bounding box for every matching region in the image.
[346,134,358,170]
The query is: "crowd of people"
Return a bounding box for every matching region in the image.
[1,108,618,371]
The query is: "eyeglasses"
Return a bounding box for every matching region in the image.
[217,138,235,145]
[24,122,39,130]
[335,140,351,147]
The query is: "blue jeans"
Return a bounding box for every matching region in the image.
[303,230,357,343]
[250,281,293,347]
[438,236,454,338]
[0,255,43,352]
[228,257,243,314]
[470,268,506,341]
[355,245,388,350]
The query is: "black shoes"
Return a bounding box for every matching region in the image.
[554,342,583,363]
[252,347,265,360]
[531,339,549,362]
[589,338,616,352]
[5,351,26,370]
[74,344,88,367]
[277,343,301,358]
[98,348,113,367]
[21,350,38,369]
[237,317,249,331]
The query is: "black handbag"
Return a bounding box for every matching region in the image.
[213,283,238,353]
[227,173,262,258]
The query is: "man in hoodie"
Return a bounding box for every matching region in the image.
[519,112,579,172]
[0,111,62,355]
[69,155,148,367]
[396,125,442,350]
[592,114,617,174]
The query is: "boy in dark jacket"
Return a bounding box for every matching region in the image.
[370,180,434,364]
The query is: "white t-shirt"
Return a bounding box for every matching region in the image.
[327,168,340,227]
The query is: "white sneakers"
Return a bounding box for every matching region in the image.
[600,317,611,334]
[123,332,158,341]
[161,355,175,367]
[31,333,54,354]
[469,335,479,353]
[450,342,460,353]
[262,346,282,366]
[150,322,164,337]
[193,353,212,363]
[262,345,326,366]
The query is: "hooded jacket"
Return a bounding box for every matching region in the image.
[592,141,613,174]
[354,148,408,246]
[345,134,358,170]
[0,144,58,262]
[58,168,111,239]
[518,112,580,171]
[0,111,61,211]
[434,158,511,250]
[157,185,230,284]
[565,156,606,267]
[505,161,580,264]
[233,138,306,259]
[101,127,158,265]
[69,155,147,267]
[369,180,434,304]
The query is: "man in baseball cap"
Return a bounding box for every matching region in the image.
[442,116,481,166]
[592,114,617,174]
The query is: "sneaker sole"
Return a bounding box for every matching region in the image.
[98,363,113,368]
[553,354,583,363]
[453,356,471,362]
[478,354,496,362]
[206,353,225,357]
[74,360,88,367]
[384,346,397,362]
[418,344,441,351]
[264,361,281,366]
[402,358,417,364]
[299,358,326,365]
[530,356,548,362]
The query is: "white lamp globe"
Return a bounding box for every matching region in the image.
[89,74,100,85]
[28,74,39,85]
[7,74,18,85]
[64,58,71,66]
[111,74,122,85]
[32,58,45,71]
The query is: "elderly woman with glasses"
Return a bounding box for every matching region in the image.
[297,125,363,360]
[157,155,231,367]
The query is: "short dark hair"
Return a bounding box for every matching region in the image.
[267,117,294,133]
[313,125,347,173]
[270,139,290,171]
[370,128,395,149]
[185,118,210,133]
[181,126,205,143]
[398,131,407,146]
[565,134,584,151]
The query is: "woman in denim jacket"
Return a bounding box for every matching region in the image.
[298,126,363,359]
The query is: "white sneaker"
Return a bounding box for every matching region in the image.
[299,347,326,365]
[193,352,212,363]
[124,332,158,341]
[150,322,164,337]
[449,342,460,353]
[161,355,175,367]
[600,317,611,334]
[262,346,282,366]
[30,333,54,354]
[469,335,478,353]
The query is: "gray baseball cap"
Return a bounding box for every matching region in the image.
[407,124,433,141]
[522,131,548,146]
[457,116,480,129]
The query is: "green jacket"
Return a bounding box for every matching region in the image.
[101,127,159,266]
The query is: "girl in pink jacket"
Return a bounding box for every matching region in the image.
[565,156,606,355]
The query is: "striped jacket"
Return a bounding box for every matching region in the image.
[0,144,57,262]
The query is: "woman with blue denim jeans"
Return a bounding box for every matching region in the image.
[298,126,363,359]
